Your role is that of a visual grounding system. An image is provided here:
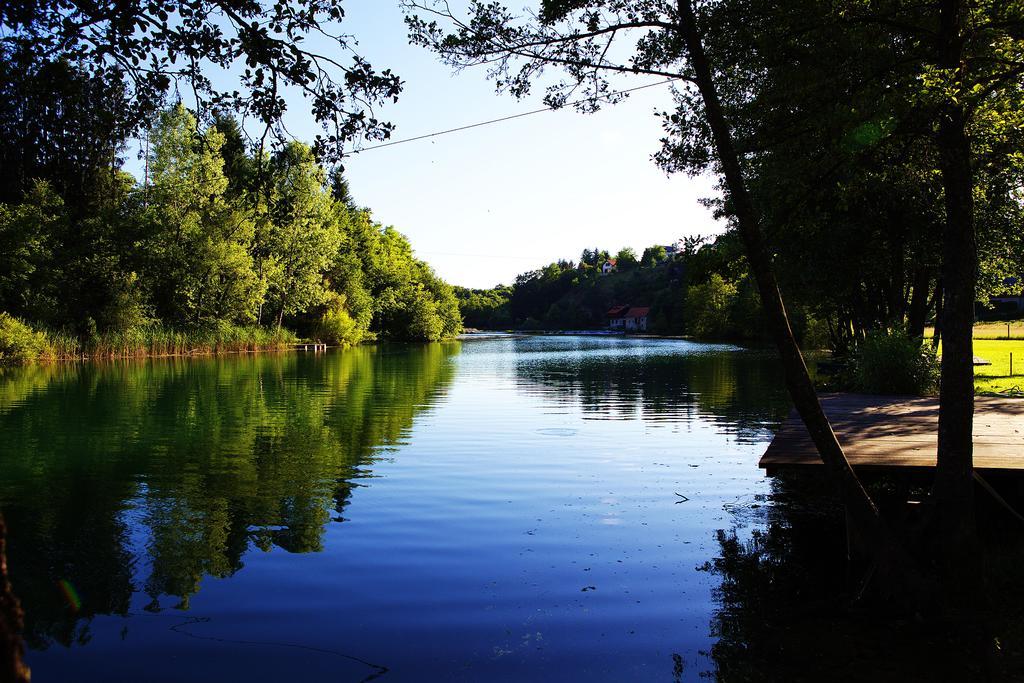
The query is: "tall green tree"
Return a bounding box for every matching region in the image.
[264,142,344,329]
[146,105,261,325]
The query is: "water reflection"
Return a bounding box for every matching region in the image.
[705,471,1024,680]
[0,344,459,647]
[506,336,789,440]
[1,335,805,681]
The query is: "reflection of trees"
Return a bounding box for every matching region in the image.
[512,339,790,439]
[0,343,458,645]
[704,472,1024,681]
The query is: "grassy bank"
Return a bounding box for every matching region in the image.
[926,320,1024,340]
[1,313,299,366]
[972,338,1024,395]
[923,322,1024,394]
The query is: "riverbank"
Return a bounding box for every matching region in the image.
[459,328,694,339]
[0,313,300,366]
[973,339,1024,395]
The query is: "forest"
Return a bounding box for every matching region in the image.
[0,61,461,365]
[456,236,815,344]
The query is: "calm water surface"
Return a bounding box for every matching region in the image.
[0,335,791,681]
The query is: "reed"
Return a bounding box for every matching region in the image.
[1,314,299,365]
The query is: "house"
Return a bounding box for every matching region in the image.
[601,258,617,275]
[623,307,650,332]
[607,305,650,332]
[606,305,629,329]
[663,242,681,257]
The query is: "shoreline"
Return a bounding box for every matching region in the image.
[459,328,699,341]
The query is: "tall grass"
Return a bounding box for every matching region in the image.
[1,314,298,366]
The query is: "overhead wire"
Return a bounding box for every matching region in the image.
[114,78,681,195]
[348,78,679,154]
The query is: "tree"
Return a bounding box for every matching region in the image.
[264,142,343,329]
[0,182,60,322]
[0,514,31,683]
[1,0,402,160]
[146,104,261,326]
[686,273,736,339]
[641,245,668,268]
[615,247,638,269]
[405,0,921,595]
[0,46,136,206]
[682,0,1022,581]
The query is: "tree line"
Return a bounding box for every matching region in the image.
[0,91,461,356]
[456,235,825,345]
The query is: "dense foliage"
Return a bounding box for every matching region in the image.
[459,236,831,344]
[0,103,461,363]
[453,286,513,329]
[0,0,400,163]
[407,0,1023,348]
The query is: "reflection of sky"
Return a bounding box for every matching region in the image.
[10,338,788,682]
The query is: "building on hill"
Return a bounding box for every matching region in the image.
[601,259,617,275]
[607,305,649,332]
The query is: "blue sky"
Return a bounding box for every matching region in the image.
[248,3,725,288]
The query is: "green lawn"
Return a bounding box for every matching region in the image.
[971,339,1024,395]
[926,320,1024,340]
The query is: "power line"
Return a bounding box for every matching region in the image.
[349,79,679,154]
[418,251,541,260]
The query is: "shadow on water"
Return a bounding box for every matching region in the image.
[0,343,460,649]
[704,469,1024,681]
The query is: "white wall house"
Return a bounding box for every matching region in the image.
[607,305,649,332]
[623,307,650,332]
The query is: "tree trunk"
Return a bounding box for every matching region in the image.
[931,0,977,584]
[907,267,931,339]
[0,514,31,683]
[676,0,925,597]
[932,277,944,349]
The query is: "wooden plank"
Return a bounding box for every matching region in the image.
[758,393,1024,472]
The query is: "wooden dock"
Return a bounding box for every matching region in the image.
[759,393,1024,473]
[292,342,328,352]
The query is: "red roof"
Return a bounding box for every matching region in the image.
[606,305,629,317]
[625,307,650,318]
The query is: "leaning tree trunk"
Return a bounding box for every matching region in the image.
[0,514,31,683]
[676,0,925,596]
[931,0,977,584]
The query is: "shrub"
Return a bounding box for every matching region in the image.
[315,294,365,346]
[407,296,444,342]
[849,328,939,395]
[0,313,51,365]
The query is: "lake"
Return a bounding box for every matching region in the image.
[0,335,793,681]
